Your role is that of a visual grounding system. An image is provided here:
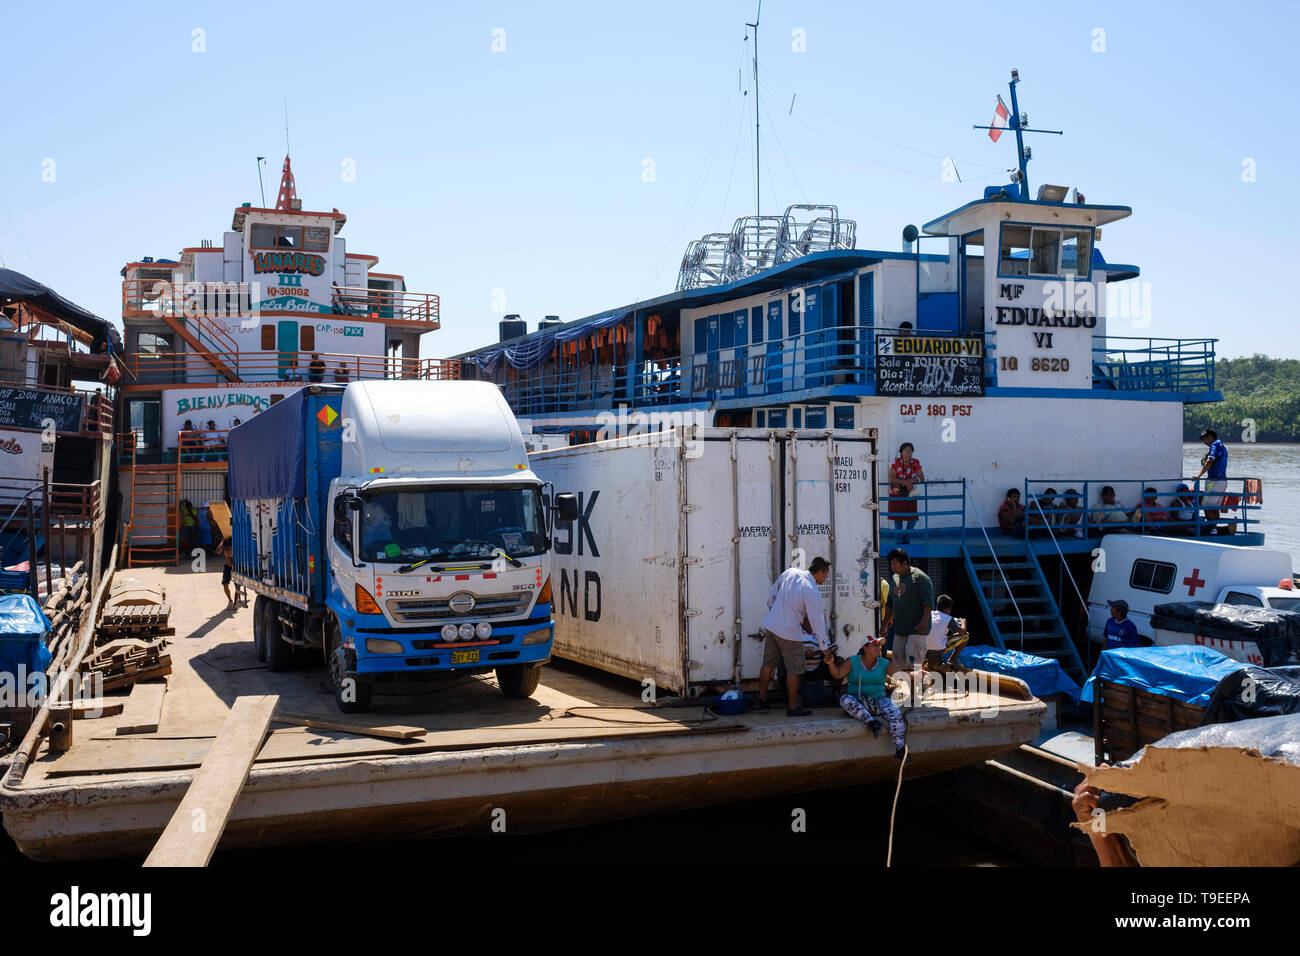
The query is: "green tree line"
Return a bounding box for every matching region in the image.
[1183,355,1300,442]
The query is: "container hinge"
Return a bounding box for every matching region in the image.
[683,556,703,567]
[864,501,879,512]
[684,608,701,617]
[681,504,701,514]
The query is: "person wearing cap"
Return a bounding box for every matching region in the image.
[1027,487,1058,538]
[1168,484,1197,535]
[1193,428,1228,530]
[1088,485,1131,535]
[826,635,908,758]
[757,557,831,716]
[1103,599,1140,651]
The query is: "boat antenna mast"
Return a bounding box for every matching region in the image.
[972,68,1063,199]
[745,1,761,218]
[256,156,267,207]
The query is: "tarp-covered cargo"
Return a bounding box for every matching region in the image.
[228,386,342,500]
[958,645,1080,701]
[1080,644,1245,707]
[1152,600,1300,667]
[1203,665,1300,724]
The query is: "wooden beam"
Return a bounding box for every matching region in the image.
[272,711,426,741]
[143,695,277,868]
[115,680,168,735]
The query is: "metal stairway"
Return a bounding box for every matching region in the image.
[158,310,241,383]
[961,539,1086,684]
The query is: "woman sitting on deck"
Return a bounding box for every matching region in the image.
[997,488,1025,536]
[826,635,908,759]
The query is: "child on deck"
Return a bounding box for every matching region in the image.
[827,635,908,759]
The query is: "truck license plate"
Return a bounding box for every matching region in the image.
[450,649,480,665]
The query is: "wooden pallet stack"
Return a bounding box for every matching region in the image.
[83,583,173,691]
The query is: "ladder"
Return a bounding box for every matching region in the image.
[125,439,180,566]
[961,539,1086,684]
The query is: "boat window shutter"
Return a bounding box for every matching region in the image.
[859,273,874,368]
[299,326,315,351]
[260,324,275,350]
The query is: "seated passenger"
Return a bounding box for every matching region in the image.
[1129,487,1169,534]
[1027,487,1058,537]
[1057,488,1085,538]
[1088,485,1131,535]
[826,636,908,759]
[1169,483,1197,535]
[997,488,1026,536]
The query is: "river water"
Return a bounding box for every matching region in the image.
[1182,442,1300,565]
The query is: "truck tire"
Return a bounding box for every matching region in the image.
[265,601,293,672]
[496,663,542,699]
[252,596,267,663]
[324,616,372,713]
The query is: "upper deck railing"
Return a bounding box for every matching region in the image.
[481,324,1216,416]
[121,279,440,327]
[1091,336,1216,394]
[123,350,460,385]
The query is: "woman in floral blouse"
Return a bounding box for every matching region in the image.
[888,442,924,543]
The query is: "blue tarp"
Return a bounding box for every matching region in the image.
[958,645,1081,701]
[0,592,52,677]
[1079,644,1246,708]
[227,387,322,500]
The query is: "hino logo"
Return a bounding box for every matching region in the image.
[388,589,421,597]
[448,592,476,613]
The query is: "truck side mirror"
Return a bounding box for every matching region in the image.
[554,493,579,523]
[347,496,363,512]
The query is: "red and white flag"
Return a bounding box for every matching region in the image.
[988,99,1009,142]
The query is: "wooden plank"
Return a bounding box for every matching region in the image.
[102,662,172,693]
[116,681,169,735]
[143,695,278,868]
[272,711,426,741]
[72,699,125,719]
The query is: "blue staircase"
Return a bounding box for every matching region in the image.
[961,540,1086,684]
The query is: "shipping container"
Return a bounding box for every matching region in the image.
[530,426,880,695]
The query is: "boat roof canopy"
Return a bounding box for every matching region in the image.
[0,267,122,353]
[922,197,1132,237]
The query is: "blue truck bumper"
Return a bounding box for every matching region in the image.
[350,619,554,676]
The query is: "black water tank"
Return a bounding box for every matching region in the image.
[538,314,563,332]
[499,314,526,341]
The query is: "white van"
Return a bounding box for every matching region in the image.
[1086,534,1297,644]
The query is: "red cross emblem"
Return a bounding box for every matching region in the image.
[1184,568,1206,597]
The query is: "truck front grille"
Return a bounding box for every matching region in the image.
[386,593,531,624]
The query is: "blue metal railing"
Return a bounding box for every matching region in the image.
[878,479,966,551]
[1091,336,1216,394]
[1020,477,1261,540]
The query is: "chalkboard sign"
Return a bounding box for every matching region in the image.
[0,386,84,432]
[875,334,985,397]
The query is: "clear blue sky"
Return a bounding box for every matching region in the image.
[1,0,1297,360]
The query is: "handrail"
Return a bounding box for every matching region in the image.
[1027,493,1092,671]
[964,483,1024,652]
[878,478,966,550]
[121,279,440,327]
[123,350,460,384]
[1023,477,1261,539]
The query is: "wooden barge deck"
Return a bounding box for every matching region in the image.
[2,565,1044,862]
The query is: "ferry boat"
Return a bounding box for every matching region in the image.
[115,156,452,565]
[453,73,1259,690]
[0,153,1047,863]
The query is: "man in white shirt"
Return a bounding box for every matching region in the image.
[757,557,831,716]
[905,593,966,671]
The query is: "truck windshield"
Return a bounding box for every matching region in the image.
[359,485,548,563]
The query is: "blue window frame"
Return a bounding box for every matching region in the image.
[751,306,763,344]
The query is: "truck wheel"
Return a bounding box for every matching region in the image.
[324,617,372,713]
[265,601,293,672]
[252,596,267,662]
[496,663,542,699]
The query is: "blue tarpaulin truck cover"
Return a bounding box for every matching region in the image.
[957,644,1081,701]
[228,386,342,500]
[1080,644,1245,708]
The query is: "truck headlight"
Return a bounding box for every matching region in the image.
[441,624,458,641]
[521,627,551,645]
[458,623,475,641]
[475,622,493,640]
[365,638,404,654]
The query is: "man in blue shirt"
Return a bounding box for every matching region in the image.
[1193,428,1228,530]
[1103,599,1141,650]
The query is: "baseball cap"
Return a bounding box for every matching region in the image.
[1107,599,1129,614]
[861,635,886,649]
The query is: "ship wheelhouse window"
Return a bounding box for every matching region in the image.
[303,227,330,252]
[999,224,1092,279]
[250,224,309,250]
[1129,559,1176,594]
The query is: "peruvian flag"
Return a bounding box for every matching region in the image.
[989,98,1009,142]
